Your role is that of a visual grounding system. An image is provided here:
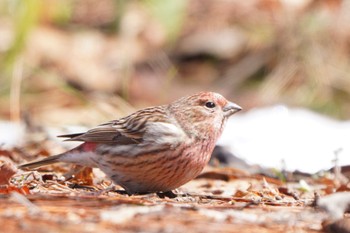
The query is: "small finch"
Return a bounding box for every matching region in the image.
[19,92,241,194]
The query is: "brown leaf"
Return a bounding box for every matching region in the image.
[0,185,30,195]
[196,167,249,181]
[69,166,94,186]
[0,159,17,185]
[0,149,12,158]
[234,190,248,198]
[278,187,300,200]
[337,184,350,192]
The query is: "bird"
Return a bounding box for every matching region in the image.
[19,92,242,194]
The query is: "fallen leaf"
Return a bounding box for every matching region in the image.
[69,166,94,186]
[0,185,31,195]
[0,158,17,185]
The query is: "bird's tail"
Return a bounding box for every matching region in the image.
[18,154,62,170]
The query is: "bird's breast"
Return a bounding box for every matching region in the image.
[97,141,213,194]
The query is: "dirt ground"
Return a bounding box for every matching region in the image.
[1,147,349,233]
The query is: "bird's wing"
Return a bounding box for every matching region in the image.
[58,126,140,144]
[58,106,186,147]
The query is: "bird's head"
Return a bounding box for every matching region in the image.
[168,92,242,140]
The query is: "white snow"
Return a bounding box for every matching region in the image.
[0,121,25,148]
[218,105,350,173]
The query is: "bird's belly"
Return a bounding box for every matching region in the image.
[97,147,211,194]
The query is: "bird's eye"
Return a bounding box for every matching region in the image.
[205,101,216,108]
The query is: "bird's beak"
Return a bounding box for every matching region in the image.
[223,101,242,117]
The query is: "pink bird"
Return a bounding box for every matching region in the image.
[19,92,241,194]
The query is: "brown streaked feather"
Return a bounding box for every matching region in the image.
[57,106,170,145]
[60,127,132,144]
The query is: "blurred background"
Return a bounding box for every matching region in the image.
[2,2,350,230]
[1,0,350,172]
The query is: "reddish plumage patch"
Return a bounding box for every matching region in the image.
[82,142,97,152]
